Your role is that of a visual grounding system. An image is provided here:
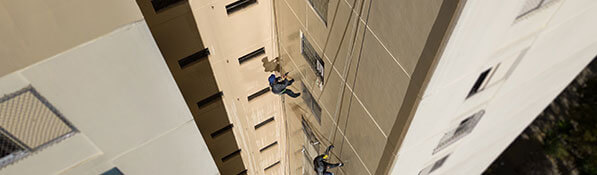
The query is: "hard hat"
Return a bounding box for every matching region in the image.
[323,155,329,159]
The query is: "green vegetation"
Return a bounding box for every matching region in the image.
[543,76,597,174]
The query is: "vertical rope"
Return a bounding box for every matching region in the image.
[331,0,375,169]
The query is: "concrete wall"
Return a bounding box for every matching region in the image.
[0,21,218,175]
[393,0,597,174]
[274,0,449,174]
[0,0,143,77]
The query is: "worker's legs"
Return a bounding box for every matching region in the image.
[283,89,301,98]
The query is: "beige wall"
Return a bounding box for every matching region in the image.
[274,0,448,174]
[189,0,285,174]
[0,0,143,77]
[0,21,218,175]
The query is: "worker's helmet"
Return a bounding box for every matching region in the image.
[323,155,329,159]
[268,74,276,84]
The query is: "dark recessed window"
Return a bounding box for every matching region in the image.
[301,117,321,152]
[196,91,223,109]
[238,47,265,64]
[221,149,241,162]
[248,87,271,101]
[102,167,124,175]
[226,0,258,14]
[178,48,210,69]
[467,68,492,98]
[307,0,329,25]
[259,141,278,152]
[211,124,234,138]
[301,84,322,124]
[254,117,275,129]
[419,155,451,175]
[301,33,325,85]
[433,110,485,154]
[151,0,184,12]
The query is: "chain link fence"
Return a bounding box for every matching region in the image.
[0,86,77,168]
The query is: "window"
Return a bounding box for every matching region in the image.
[301,84,322,123]
[301,33,325,87]
[0,86,77,168]
[238,47,265,64]
[151,0,184,12]
[433,110,485,154]
[102,167,124,175]
[196,92,223,109]
[516,0,560,19]
[178,48,210,68]
[254,117,275,129]
[419,155,450,175]
[301,117,321,152]
[308,0,329,25]
[226,0,258,14]
[247,87,270,101]
[467,67,496,98]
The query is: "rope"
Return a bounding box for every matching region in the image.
[330,0,374,151]
[325,1,375,172]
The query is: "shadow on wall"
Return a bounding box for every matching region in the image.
[262,57,281,73]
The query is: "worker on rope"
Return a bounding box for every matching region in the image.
[314,145,344,175]
[269,72,301,98]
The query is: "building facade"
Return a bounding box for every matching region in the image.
[1,0,597,175]
[274,0,597,174]
[0,1,218,175]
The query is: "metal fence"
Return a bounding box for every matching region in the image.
[433,110,485,154]
[0,86,77,168]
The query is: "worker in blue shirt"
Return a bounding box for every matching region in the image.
[269,73,301,98]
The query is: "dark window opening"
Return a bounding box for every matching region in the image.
[248,87,270,101]
[237,169,248,175]
[221,149,241,162]
[301,117,321,152]
[196,92,223,109]
[264,161,280,171]
[301,84,322,123]
[467,68,492,98]
[254,117,275,129]
[259,141,278,152]
[151,0,185,12]
[102,167,124,175]
[178,48,210,68]
[238,47,265,64]
[211,124,233,138]
[226,0,258,14]
[0,133,25,159]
